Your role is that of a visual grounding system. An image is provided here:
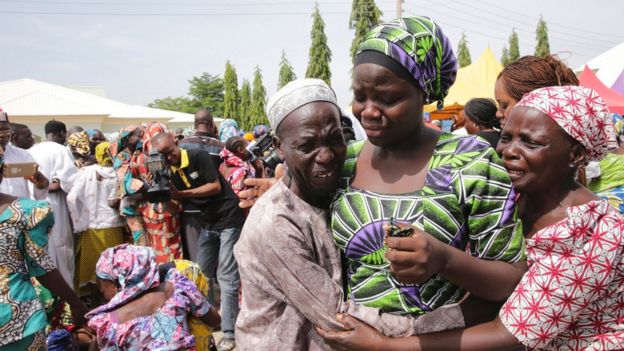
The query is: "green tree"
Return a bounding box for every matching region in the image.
[148,96,196,113]
[188,73,224,117]
[535,16,550,58]
[239,79,252,129]
[501,46,510,66]
[249,66,268,129]
[305,4,332,85]
[508,29,520,62]
[349,0,382,63]
[457,33,472,68]
[223,61,239,120]
[278,51,297,89]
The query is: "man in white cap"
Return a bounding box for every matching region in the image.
[233,79,462,350]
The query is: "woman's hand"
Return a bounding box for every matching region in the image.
[315,314,389,351]
[384,223,447,284]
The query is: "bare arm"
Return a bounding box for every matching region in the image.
[38,269,89,326]
[317,315,521,351]
[385,227,526,302]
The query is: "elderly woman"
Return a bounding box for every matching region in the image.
[318,86,624,351]
[87,244,220,350]
[331,16,525,317]
[0,144,89,351]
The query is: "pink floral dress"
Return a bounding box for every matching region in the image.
[500,200,624,350]
[88,270,211,350]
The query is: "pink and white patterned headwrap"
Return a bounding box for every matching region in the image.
[85,244,160,318]
[515,86,618,161]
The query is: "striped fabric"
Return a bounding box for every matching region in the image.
[356,16,457,109]
[331,133,525,315]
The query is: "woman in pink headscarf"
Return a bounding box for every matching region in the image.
[317,86,624,350]
[87,244,220,350]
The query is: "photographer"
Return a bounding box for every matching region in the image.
[151,131,244,351]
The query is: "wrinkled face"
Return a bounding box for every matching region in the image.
[96,278,117,302]
[352,63,425,147]
[153,134,181,167]
[277,102,347,197]
[0,122,11,149]
[497,106,578,194]
[11,127,35,149]
[494,78,517,130]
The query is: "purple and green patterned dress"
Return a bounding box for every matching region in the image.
[331,133,525,315]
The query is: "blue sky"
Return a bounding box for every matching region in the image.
[1,0,622,110]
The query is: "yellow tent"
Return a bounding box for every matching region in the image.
[425,47,503,114]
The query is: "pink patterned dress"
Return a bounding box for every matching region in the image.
[500,200,624,350]
[88,270,211,350]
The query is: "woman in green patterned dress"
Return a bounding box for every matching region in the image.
[0,145,89,351]
[329,16,526,318]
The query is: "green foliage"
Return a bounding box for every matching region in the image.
[238,79,252,130]
[535,16,550,58]
[223,61,239,120]
[457,33,472,68]
[349,0,382,62]
[278,51,297,89]
[148,96,196,113]
[501,46,510,66]
[188,73,225,117]
[305,4,332,85]
[249,66,268,129]
[508,29,520,62]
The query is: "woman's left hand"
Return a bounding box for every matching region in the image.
[315,314,388,351]
[385,230,447,284]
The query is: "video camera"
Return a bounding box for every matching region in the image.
[245,130,282,170]
[145,150,171,203]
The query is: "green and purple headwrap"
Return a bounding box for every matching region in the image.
[355,16,457,109]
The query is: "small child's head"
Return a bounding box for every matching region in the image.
[225,136,250,161]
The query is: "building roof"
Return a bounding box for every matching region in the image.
[0,78,194,122]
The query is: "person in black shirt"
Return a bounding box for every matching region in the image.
[463,98,501,149]
[179,108,224,168]
[152,132,243,350]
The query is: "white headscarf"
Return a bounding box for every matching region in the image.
[266,78,338,130]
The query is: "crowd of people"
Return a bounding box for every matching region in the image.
[0,15,623,351]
